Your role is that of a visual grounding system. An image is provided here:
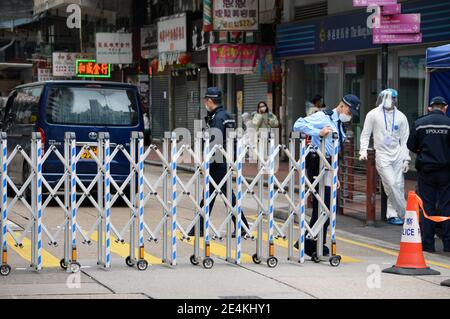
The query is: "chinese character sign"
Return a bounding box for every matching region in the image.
[213,0,259,31]
[158,14,187,53]
[76,60,111,78]
[96,33,133,64]
[53,52,94,77]
[38,68,53,82]
[208,44,258,74]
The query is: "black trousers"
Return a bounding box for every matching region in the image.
[198,164,250,230]
[306,153,331,245]
[418,170,450,250]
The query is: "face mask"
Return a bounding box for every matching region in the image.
[259,107,267,113]
[339,113,352,123]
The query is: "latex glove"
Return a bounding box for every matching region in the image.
[402,161,410,174]
[359,150,368,161]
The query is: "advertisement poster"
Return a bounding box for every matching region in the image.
[208,44,258,74]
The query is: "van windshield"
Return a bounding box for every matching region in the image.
[46,86,139,126]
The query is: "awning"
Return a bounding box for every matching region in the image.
[426,44,450,69]
[0,63,33,71]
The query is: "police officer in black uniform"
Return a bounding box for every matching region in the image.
[188,87,250,237]
[407,96,450,253]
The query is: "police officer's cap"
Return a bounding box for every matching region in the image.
[205,87,222,100]
[430,96,448,107]
[342,94,361,117]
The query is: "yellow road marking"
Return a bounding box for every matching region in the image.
[336,236,450,270]
[6,233,60,268]
[176,232,254,263]
[246,215,450,270]
[246,215,361,263]
[90,231,162,265]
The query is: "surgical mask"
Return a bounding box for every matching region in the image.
[339,113,352,123]
[259,107,268,113]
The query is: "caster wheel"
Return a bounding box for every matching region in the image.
[267,257,278,268]
[203,257,214,269]
[136,260,148,271]
[311,253,321,264]
[60,258,68,270]
[190,255,200,266]
[125,256,135,267]
[252,254,262,265]
[69,262,81,273]
[0,264,11,276]
[329,256,341,267]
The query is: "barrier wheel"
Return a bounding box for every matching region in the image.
[267,257,278,268]
[60,258,68,270]
[329,256,341,267]
[311,253,321,264]
[203,257,214,269]
[136,260,148,271]
[252,254,262,265]
[190,255,200,266]
[69,262,81,273]
[125,256,135,267]
[0,264,11,276]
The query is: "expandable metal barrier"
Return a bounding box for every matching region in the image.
[0,129,340,276]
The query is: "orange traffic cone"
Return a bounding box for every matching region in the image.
[383,191,440,276]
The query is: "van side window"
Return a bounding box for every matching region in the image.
[14,86,43,125]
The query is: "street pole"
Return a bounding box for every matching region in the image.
[380,43,388,221]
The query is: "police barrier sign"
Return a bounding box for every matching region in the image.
[76,60,111,78]
[401,211,421,244]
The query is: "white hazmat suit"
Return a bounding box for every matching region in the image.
[359,90,411,221]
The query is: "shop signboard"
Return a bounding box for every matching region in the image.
[96,33,133,64]
[76,60,111,78]
[141,25,158,59]
[38,68,53,82]
[158,14,187,53]
[213,0,259,31]
[52,52,94,77]
[353,0,397,7]
[208,44,258,74]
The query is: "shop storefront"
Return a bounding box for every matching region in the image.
[277,0,450,150]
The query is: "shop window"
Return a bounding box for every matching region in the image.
[398,55,426,128]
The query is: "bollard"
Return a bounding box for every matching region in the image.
[366,149,377,226]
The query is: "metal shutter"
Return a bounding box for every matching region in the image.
[186,77,201,139]
[173,75,188,131]
[151,74,169,139]
[243,73,268,114]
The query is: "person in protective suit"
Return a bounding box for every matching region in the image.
[359,89,411,225]
[188,87,250,237]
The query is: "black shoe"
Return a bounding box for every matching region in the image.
[294,240,329,256]
[423,246,436,253]
[188,228,204,237]
[231,230,247,238]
